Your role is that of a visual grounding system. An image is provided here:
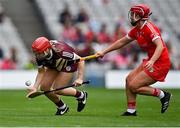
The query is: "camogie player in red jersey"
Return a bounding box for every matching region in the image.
[27,37,87,116]
[96,4,172,116]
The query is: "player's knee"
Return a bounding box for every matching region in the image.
[126,76,134,89]
[126,75,130,82]
[128,82,138,93]
[126,74,134,83]
[125,77,132,88]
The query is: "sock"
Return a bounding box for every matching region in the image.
[153,88,160,97]
[78,92,84,99]
[59,104,66,109]
[55,100,65,108]
[158,90,165,99]
[75,91,84,99]
[127,109,136,113]
[127,101,136,113]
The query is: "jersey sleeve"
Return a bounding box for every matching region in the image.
[55,42,75,60]
[146,23,161,42]
[73,53,81,60]
[149,31,160,42]
[61,51,74,60]
[126,27,136,40]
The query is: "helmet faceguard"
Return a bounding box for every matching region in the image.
[128,10,142,26]
[34,48,53,60]
[128,4,152,26]
[32,37,53,60]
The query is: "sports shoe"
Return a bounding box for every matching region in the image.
[55,105,69,116]
[160,91,172,113]
[121,111,137,116]
[77,91,88,112]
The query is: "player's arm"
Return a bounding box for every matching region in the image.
[97,36,133,56]
[26,66,45,97]
[145,38,164,70]
[151,38,164,62]
[33,67,45,90]
[77,61,85,81]
[73,54,85,86]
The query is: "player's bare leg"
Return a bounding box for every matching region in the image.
[53,72,88,112]
[40,69,69,116]
[128,71,156,94]
[128,71,171,114]
[122,64,143,116]
[40,69,59,102]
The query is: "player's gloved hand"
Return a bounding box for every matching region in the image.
[73,78,83,87]
[26,86,37,98]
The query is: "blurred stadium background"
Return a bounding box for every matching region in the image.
[0,0,180,127]
[0,0,180,88]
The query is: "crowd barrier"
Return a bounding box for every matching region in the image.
[0,70,179,89]
[105,70,180,89]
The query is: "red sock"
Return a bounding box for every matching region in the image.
[152,88,160,97]
[128,101,136,109]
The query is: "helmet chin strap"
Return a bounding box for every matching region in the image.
[129,11,142,26]
[130,21,138,26]
[130,19,141,26]
[45,49,53,60]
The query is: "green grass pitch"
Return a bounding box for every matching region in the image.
[0,87,180,127]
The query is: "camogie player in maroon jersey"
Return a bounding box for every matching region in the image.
[96,4,172,116]
[27,37,87,116]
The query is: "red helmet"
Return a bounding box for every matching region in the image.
[130,4,152,20]
[32,37,51,53]
[128,4,152,26]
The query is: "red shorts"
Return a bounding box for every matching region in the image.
[142,59,171,82]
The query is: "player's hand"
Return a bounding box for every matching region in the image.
[73,78,83,87]
[144,60,154,72]
[95,51,105,58]
[26,86,37,97]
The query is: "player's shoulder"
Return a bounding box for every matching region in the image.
[51,40,76,57]
[129,26,137,31]
[128,26,138,35]
[144,21,160,33]
[51,40,72,50]
[50,40,65,47]
[49,40,62,53]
